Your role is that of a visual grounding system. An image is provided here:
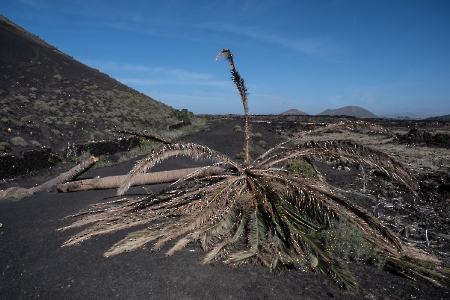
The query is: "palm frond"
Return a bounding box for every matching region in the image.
[104,223,174,257]
[385,256,449,287]
[202,211,248,264]
[118,142,241,195]
[257,140,418,193]
[254,120,395,168]
[299,120,396,138]
[112,129,174,144]
[248,205,268,253]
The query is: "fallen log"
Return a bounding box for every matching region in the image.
[57,166,225,192]
[0,156,99,200]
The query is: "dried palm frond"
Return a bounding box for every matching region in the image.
[60,49,448,289]
[112,129,174,144]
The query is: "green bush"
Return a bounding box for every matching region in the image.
[284,158,318,180]
[33,100,52,112]
[257,140,266,147]
[90,131,104,140]
[51,129,60,135]
[0,142,11,152]
[31,140,42,147]
[172,108,193,123]
[45,117,57,124]
[15,95,28,102]
[10,136,28,147]
[235,151,246,160]
[20,115,32,125]
[321,219,385,266]
[235,147,260,161]
[63,116,75,125]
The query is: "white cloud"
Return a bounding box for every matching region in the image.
[17,0,42,10]
[118,78,230,88]
[202,23,347,58]
[149,91,242,114]
[78,59,223,86]
[79,59,150,72]
[349,85,387,105]
[327,95,343,106]
[18,0,38,5]
[160,69,214,81]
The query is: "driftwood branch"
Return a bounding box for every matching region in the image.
[0,156,99,200]
[57,166,225,192]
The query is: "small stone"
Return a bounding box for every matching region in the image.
[0,223,3,228]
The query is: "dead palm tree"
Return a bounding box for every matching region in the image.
[60,49,448,289]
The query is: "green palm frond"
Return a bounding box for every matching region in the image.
[384,256,450,287]
[60,49,449,290]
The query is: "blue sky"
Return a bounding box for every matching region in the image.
[2,0,450,116]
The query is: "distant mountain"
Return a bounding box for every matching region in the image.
[317,106,378,118]
[426,114,450,121]
[379,112,436,119]
[280,109,308,115]
[0,15,175,157]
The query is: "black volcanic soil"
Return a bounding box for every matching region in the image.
[0,16,175,160]
[1,116,449,299]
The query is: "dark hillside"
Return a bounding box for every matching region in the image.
[427,114,450,121]
[0,15,175,158]
[317,106,378,118]
[280,108,308,115]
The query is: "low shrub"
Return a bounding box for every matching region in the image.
[0,142,11,152]
[321,218,385,267]
[172,108,194,124]
[10,136,28,147]
[284,158,318,180]
[257,140,266,147]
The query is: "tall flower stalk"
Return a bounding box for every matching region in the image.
[216,49,250,162]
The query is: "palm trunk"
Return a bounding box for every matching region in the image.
[57,166,225,192]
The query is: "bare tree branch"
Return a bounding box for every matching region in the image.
[0,156,98,200]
